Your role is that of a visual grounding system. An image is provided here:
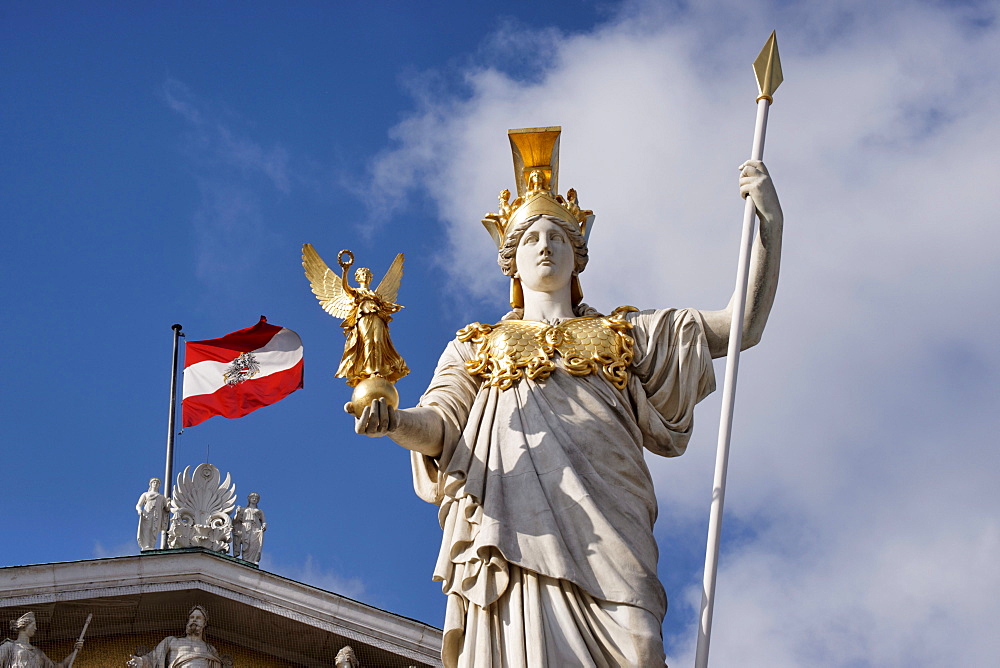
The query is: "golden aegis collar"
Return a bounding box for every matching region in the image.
[457,306,638,391]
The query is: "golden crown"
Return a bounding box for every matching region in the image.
[481,127,594,248]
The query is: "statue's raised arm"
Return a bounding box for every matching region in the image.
[698,158,783,357]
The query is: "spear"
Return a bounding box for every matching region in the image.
[66,613,92,668]
[695,31,783,668]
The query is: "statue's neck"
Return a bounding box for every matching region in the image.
[520,285,575,323]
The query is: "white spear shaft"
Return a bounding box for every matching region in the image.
[695,31,781,668]
[66,613,92,668]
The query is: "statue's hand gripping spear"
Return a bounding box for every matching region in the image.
[65,613,92,668]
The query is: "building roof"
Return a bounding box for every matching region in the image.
[0,549,442,667]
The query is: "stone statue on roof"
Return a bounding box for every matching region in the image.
[231,492,267,564]
[136,477,170,551]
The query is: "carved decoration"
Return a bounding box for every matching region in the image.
[167,463,237,552]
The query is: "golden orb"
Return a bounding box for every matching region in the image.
[346,376,399,418]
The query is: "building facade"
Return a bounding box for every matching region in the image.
[1,549,441,667]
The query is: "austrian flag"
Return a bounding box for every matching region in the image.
[182,317,303,427]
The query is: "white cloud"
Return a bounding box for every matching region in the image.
[161,79,289,297]
[92,539,136,559]
[162,79,291,193]
[258,553,366,601]
[367,0,1000,664]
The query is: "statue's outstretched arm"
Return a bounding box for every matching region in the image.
[699,160,783,358]
[348,398,445,458]
[57,639,85,667]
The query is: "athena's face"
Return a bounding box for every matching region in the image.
[514,216,575,294]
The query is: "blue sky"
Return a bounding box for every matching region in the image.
[3,1,999,665]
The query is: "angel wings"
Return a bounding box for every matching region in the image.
[302,244,410,386]
[302,244,404,319]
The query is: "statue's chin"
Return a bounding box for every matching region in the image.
[346,377,399,418]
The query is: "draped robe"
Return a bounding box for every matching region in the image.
[411,308,716,667]
[0,640,60,668]
[130,636,222,668]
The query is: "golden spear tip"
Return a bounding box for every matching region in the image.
[753,30,783,103]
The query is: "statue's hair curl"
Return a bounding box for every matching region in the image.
[10,611,35,633]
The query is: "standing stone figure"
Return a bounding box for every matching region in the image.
[0,611,84,668]
[231,492,267,563]
[350,128,783,666]
[126,606,222,668]
[136,477,170,551]
[333,646,359,668]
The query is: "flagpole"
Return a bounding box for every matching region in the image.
[161,322,183,549]
[695,32,782,667]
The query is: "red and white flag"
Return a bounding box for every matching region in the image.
[182,316,303,427]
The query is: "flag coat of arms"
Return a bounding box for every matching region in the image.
[182,317,303,427]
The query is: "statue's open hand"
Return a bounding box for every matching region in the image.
[348,397,397,436]
[739,160,781,223]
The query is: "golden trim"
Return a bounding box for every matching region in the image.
[481,127,593,248]
[509,278,524,309]
[458,306,638,390]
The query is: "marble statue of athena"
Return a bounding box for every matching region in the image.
[351,127,783,666]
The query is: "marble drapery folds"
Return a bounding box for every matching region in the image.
[411,308,716,666]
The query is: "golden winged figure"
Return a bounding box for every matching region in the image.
[303,244,409,415]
